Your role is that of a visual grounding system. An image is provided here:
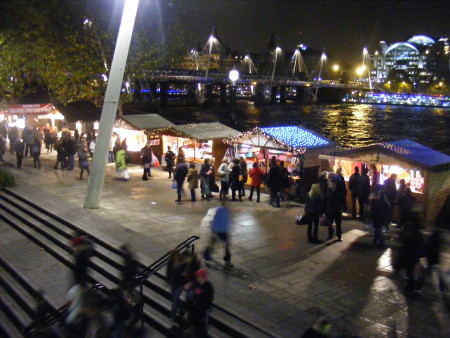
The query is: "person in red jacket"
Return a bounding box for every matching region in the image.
[248,162,264,202]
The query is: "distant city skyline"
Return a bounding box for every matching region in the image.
[160,0,449,66]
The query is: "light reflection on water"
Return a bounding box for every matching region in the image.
[161,103,450,155]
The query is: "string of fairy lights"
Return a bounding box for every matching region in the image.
[223,126,330,154]
[379,142,411,155]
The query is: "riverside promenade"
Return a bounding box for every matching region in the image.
[0,150,449,337]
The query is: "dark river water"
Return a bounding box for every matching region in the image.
[158,102,450,155]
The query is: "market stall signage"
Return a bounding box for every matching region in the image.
[5,104,56,114]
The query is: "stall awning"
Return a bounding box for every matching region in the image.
[174,122,240,141]
[225,126,333,152]
[321,139,450,171]
[120,114,175,130]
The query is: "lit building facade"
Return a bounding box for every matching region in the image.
[372,35,449,88]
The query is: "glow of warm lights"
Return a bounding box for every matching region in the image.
[229,69,239,82]
[439,82,443,87]
[333,64,340,72]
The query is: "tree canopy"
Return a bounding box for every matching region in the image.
[0,0,196,106]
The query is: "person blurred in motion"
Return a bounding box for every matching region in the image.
[54,138,65,170]
[302,318,331,338]
[119,244,138,293]
[184,268,214,337]
[248,162,264,203]
[8,126,19,154]
[416,225,449,294]
[369,184,390,248]
[167,249,188,326]
[305,184,324,243]
[70,230,94,286]
[394,213,424,296]
[203,201,233,268]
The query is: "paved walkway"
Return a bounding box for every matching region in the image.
[1,150,449,337]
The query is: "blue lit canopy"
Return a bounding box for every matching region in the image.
[225,125,332,153]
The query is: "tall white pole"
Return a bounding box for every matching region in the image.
[84,0,140,209]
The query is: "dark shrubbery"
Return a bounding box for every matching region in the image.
[0,168,16,187]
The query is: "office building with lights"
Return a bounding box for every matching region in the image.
[372,35,450,88]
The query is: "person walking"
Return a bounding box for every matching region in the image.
[54,139,65,170]
[200,158,212,201]
[230,158,242,202]
[383,173,398,231]
[140,141,153,181]
[7,126,18,154]
[325,177,345,241]
[357,167,371,222]
[267,156,282,208]
[78,145,90,180]
[108,134,116,164]
[239,157,248,197]
[217,158,230,201]
[165,146,176,179]
[305,184,324,243]
[44,127,53,152]
[348,166,360,219]
[31,138,41,169]
[203,203,233,267]
[14,138,24,169]
[370,184,390,248]
[184,268,214,337]
[174,156,188,202]
[248,162,264,203]
[167,250,188,326]
[186,163,200,202]
[116,145,130,182]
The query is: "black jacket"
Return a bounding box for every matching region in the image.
[267,165,283,191]
[174,162,188,184]
[305,194,324,214]
[349,172,360,194]
[357,174,371,200]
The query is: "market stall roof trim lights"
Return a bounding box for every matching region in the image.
[261,126,330,148]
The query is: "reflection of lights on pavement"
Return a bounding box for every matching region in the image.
[377,248,393,272]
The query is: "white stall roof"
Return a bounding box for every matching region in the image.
[174,122,240,140]
[121,114,175,130]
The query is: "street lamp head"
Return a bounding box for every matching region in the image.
[229,69,239,82]
[333,64,340,72]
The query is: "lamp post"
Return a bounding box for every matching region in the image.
[84,0,140,209]
[229,69,239,123]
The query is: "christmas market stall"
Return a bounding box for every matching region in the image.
[1,103,64,130]
[224,125,336,200]
[118,114,176,163]
[319,139,450,224]
[158,122,240,170]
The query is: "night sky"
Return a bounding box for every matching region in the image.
[158,0,449,66]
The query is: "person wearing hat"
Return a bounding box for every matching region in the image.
[185,268,214,337]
